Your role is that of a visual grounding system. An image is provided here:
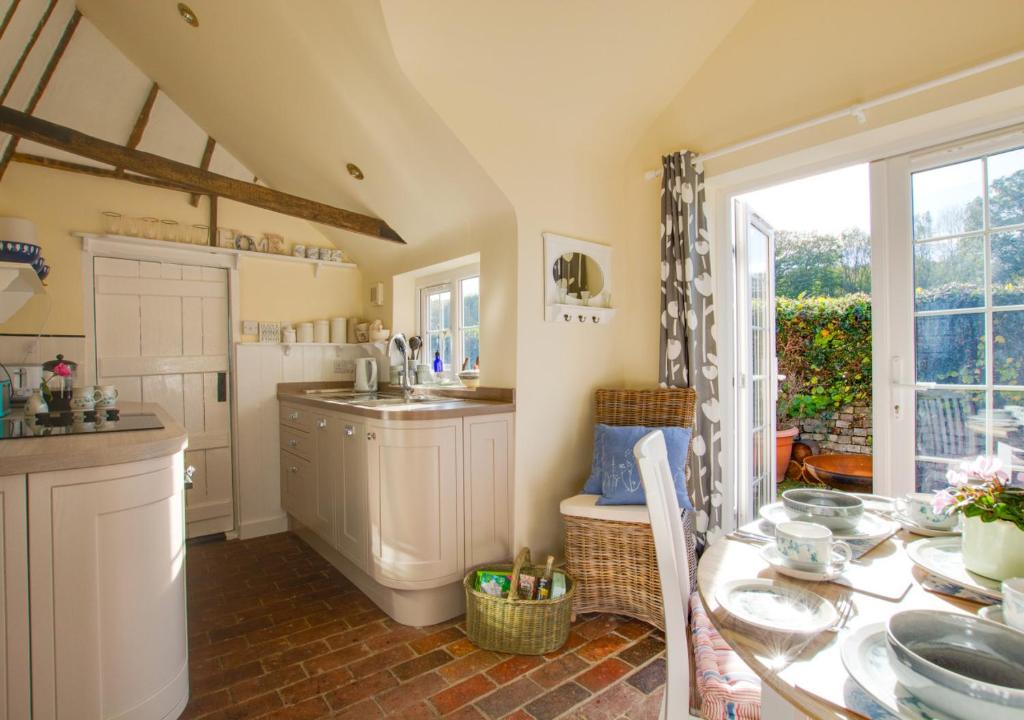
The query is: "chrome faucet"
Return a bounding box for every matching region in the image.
[388,333,414,400]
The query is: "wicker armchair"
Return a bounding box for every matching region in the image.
[560,388,699,631]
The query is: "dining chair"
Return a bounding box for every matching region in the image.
[635,430,762,720]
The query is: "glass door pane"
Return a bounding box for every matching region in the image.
[910,144,1024,490]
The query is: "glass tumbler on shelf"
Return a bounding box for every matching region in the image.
[141,217,159,239]
[101,211,122,235]
[192,225,209,245]
[161,219,181,242]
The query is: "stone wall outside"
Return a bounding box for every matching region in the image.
[794,404,872,455]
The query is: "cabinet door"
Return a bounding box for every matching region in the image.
[338,418,367,570]
[280,449,314,527]
[29,454,189,720]
[311,413,338,544]
[464,414,514,568]
[367,421,463,587]
[0,475,29,720]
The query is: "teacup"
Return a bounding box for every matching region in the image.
[71,386,102,412]
[898,492,958,530]
[96,385,119,409]
[775,521,852,570]
[1003,578,1024,631]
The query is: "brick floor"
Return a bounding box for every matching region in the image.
[180,532,666,719]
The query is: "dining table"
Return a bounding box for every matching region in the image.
[696,519,989,720]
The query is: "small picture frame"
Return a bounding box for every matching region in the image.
[258,322,282,344]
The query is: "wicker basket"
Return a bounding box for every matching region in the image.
[464,548,576,655]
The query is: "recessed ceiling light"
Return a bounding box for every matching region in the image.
[346,163,365,180]
[177,3,199,27]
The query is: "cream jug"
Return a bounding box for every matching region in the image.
[354,358,378,392]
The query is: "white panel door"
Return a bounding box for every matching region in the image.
[93,257,233,537]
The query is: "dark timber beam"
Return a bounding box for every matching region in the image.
[0,0,22,44]
[190,135,215,207]
[12,152,195,194]
[116,81,159,175]
[0,9,80,181]
[0,106,405,243]
[0,0,56,103]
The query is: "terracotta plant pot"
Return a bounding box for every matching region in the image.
[802,453,873,492]
[775,426,799,482]
[961,515,1024,581]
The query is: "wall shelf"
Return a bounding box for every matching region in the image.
[75,233,357,277]
[0,261,44,323]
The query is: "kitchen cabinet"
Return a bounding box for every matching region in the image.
[28,453,189,720]
[338,417,368,570]
[278,401,513,625]
[367,420,464,587]
[0,475,29,720]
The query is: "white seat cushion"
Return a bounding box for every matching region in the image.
[559,493,651,524]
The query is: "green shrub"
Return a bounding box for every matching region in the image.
[776,294,871,421]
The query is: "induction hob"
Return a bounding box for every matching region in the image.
[0,410,164,439]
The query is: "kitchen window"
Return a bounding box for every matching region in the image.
[419,272,480,372]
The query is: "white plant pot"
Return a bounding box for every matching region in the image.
[961,514,1024,581]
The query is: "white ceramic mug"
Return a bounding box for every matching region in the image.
[898,492,958,530]
[292,244,306,258]
[1003,578,1024,631]
[71,385,102,412]
[775,521,853,570]
[96,385,119,408]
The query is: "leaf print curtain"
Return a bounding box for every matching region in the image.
[659,151,724,547]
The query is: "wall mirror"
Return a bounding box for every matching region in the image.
[542,232,615,324]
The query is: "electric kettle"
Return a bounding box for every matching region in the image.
[354,357,378,392]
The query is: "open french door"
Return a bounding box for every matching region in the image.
[882,129,1024,495]
[734,201,778,524]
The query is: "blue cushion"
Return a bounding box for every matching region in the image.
[584,424,694,510]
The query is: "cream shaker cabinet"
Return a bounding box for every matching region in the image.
[337,418,368,570]
[0,475,29,720]
[367,420,464,588]
[28,453,189,720]
[311,413,339,543]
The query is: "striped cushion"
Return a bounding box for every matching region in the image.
[690,592,761,720]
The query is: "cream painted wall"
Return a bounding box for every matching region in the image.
[0,162,364,335]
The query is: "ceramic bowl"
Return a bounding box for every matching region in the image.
[886,609,1024,720]
[0,241,40,263]
[369,329,390,343]
[781,488,864,530]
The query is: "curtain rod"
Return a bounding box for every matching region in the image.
[643,48,1024,181]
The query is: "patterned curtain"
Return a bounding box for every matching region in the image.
[659,151,724,546]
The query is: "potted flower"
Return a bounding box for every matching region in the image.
[934,456,1024,580]
[40,354,75,411]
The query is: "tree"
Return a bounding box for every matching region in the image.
[774,229,871,299]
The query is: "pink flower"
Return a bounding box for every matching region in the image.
[945,467,969,487]
[933,489,957,514]
[52,362,71,378]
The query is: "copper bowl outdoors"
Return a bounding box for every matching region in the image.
[802,453,872,492]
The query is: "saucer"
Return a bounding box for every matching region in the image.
[715,578,837,634]
[894,511,961,537]
[759,545,844,581]
[759,501,899,542]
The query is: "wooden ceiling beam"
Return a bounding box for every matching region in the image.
[190,135,215,206]
[0,106,404,243]
[0,9,80,182]
[12,152,196,194]
[116,81,159,176]
[0,0,57,104]
[0,0,22,44]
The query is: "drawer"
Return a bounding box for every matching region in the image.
[280,426,313,460]
[280,403,313,432]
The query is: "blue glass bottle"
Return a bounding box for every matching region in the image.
[433,351,443,373]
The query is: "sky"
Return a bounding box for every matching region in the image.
[739,163,870,235]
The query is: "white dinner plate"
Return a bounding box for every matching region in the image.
[906,536,1002,601]
[894,511,961,537]
[758,501,899,541]
[715,578,837,634]
[841,623,956,720]
[759,545,845,582]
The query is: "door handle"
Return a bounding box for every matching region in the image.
[318,418,328,429]
[288,465,299,474]
[367,431,376,441]
[217,372,227,402]
[288,411,299,420]
[184,465,196,490]
[287,439,298,448]
[344,425,354,436]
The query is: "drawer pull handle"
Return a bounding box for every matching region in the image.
[344,426,354,436]
[288,466,299,474]
[288,411,299,420]
[287,439,298,448]
[184,465,196,490]
[318,418,328,429]
[367,432,376,441]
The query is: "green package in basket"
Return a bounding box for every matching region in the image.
[476,570,512,597]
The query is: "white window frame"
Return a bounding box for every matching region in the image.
[416,264,480,372]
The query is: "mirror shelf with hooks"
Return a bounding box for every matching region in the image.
[542,232,614,325]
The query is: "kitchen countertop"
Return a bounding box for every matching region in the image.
[0,402,188,475]
[277,384,515,420]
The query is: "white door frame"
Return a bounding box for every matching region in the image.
[78,233,242,537]
[706,84,1024,522]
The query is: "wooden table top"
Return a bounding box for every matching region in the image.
[696,527,982,719]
